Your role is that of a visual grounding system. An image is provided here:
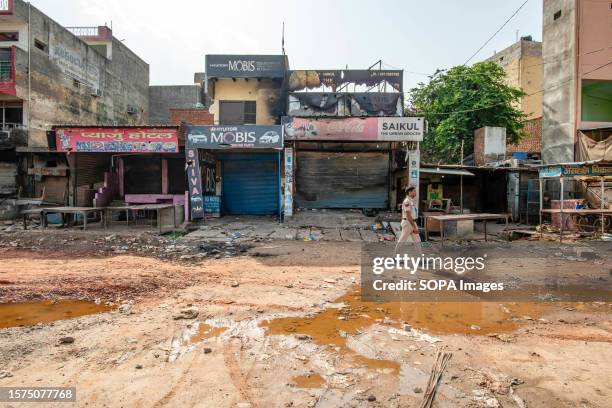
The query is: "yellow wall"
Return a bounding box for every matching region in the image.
[209,78,280,125]
[519,56,543,119]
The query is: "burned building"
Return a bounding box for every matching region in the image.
[282,68,423,214]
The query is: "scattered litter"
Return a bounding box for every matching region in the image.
[173,307,199,320]
[389,327,441,344]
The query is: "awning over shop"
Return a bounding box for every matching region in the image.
[421,167,475,176]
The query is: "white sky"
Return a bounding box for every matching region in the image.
[29,0,543,89]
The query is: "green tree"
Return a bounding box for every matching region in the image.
[408,61,527,164]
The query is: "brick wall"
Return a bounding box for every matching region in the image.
[169,109,214,126]
[507,117,542,155]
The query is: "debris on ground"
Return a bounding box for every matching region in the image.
[419,351,453,408]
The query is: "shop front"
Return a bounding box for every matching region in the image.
[282,116,424,211]
[52,126,183,210]
[186,124,283,220]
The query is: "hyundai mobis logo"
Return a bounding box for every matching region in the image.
[186,125,283,149]
[206,55,287,78]
[360,243,611,303]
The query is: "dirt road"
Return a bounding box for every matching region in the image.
[0,231,610,407]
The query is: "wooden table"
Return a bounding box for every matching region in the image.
[424,213,510,243]
[105,204,176,233]
[41,207,105,230]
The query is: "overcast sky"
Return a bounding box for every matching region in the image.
[29,0,543,88]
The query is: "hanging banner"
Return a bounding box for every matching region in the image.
[55,127,179,153]
[284,147,294,218]
[186,148,204,219]
[186,125,283,149]
[282,117,424,142]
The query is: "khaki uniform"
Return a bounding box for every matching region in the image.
[398,196,421,244]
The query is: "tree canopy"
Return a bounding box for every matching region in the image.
[408,61,528,164]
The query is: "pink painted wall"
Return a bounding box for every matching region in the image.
[94,172,119,207]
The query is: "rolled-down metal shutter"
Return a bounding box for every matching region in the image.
[221,153,278,215]
[296,151,389,209]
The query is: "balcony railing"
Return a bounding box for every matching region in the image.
[65,26,112,40]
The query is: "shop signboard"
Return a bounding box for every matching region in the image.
[288,69,403,91]
[206,55,287,78]
[284,147,294,218]
[186,148,204,219]
[50,32,101,91]
[282,117,424,142]
[186,125,283,149]
[55,127,179,153]
[204,195,221,218]
[408,149,420,215]
[539,162,612,178]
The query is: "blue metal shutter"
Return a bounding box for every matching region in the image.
[295,151,389,209]
[221,153,279,215]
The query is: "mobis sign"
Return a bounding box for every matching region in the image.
[186,125,284,149]
[206,55,287,78]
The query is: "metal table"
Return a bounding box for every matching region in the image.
[105,204,176,233]
[41,207,106,230]
[424,213,510,244]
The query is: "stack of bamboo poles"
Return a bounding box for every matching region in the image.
[419,351,453,408]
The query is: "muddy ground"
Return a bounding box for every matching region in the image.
[0,230,610,408]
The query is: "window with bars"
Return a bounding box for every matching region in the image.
[0,48,11,82]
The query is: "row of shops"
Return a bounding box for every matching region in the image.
[184,116,425,221]
[25,116,423,224]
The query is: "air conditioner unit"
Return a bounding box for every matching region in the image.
[126,105,138,115]
[90,88,102,97]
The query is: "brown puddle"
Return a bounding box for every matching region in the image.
[183,323,227,345]
[292,373,326,388]
[262,286,607,372]
[0,300,115,329]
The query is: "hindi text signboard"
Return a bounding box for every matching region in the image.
[55,127,179,153]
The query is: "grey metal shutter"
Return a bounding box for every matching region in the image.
[295,151,389,209]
